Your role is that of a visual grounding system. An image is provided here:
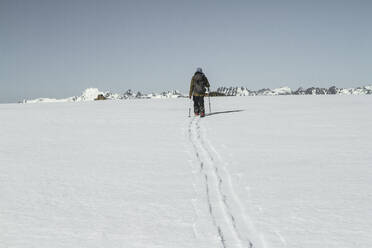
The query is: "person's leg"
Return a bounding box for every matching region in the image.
[193,96,199,115]
[199,97,205,116]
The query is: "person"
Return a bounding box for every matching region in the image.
[189,67,210,117]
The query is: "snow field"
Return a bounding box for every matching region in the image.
[1,95,372,247]
[202,95,372,248]
[0,100,201,247]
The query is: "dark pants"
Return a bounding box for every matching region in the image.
[193,96,205,114]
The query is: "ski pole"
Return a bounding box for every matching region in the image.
[208,88,211,114]
[188,98,191,117]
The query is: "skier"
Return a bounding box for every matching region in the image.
[189,68,210,117]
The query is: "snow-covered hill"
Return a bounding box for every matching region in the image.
[217,85,372,96]
[23,88,185,103]
[1,97,372,247]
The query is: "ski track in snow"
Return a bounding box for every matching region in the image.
[188,117,255,248]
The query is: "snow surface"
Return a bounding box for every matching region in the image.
[1,96,372,247]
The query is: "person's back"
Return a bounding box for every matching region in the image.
[189,68,210,117]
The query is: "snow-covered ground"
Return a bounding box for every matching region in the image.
[202,96,372,248]
[1,96,371,247]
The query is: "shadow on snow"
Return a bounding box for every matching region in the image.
[206,109,244,117]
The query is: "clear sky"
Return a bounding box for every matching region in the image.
[1,0,372,103]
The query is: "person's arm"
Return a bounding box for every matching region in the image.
[189,77,195,98]
[205,76,210,90]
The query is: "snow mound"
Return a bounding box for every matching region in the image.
[273,86,292,95]
[215,87,255,96]
[23,97,77,104]
[149,90,184,99]
[75,88,103,101]
[23,88,103,103]
[23,98,71,103]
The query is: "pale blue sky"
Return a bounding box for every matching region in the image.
[1,0,372,102]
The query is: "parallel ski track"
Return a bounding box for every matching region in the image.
[188,117,227,248]
[188,117,254,248]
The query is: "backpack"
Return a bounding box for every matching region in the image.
[193,73,207,94]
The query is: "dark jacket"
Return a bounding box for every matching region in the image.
[189,72,210,97]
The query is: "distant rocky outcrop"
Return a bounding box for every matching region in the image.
[208,91,226,97]
[216,85,372,96]
[95,94,107,100]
